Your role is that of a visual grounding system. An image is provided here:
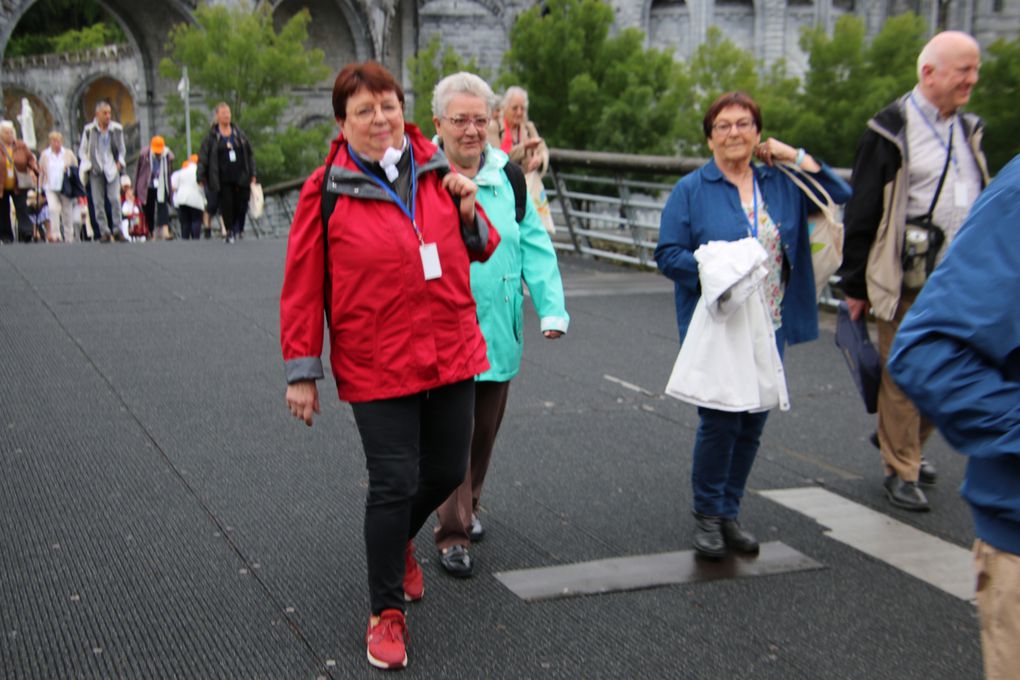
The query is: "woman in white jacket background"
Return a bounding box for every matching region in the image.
[172,154,206,240]
[655,92,850,560]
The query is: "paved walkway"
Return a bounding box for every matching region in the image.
[0,241,982,679]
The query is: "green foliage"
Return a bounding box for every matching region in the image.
[969,37,1020,174]
[158,0,330,185]
[784,13,925,166]
[50,23,126,53]
[501,0,685,155]
[406,34,484,129]
[6,0,125,57]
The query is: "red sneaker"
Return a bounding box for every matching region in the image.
[403,541,424,602]
[366,609,408,670]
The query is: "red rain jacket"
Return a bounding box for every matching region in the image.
[280,124,499,403]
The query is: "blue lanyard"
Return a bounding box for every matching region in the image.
[348,145,421,243]
[909,94,957,171]
[746,175,759,238]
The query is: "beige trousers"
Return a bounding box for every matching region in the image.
[875,290,934,482]
[974,540,1020,680]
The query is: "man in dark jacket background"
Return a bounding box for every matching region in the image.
[888,154,1020,680]
[838,30,989,512]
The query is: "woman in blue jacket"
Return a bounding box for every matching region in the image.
[655,92,850,559]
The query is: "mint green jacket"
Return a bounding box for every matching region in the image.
[471,145,569,381]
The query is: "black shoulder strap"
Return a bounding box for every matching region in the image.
[921,133,954,222]
[320,143,342,327]
[503,160,527,223]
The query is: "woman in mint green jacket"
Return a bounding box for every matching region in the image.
[431,72,569,577]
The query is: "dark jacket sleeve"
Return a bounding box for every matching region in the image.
[196,132,213,186]
[888,157,1020,459]
[838,129,899,300]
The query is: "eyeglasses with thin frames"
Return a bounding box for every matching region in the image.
[442,115,490,131]
[712,119,756,135]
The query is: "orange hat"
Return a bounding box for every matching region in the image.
[150,135,165,155]
[189,154,198,164]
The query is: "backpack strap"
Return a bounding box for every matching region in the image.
[320,143,343,327]
[503,160,528,223]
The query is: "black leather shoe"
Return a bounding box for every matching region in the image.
[439,545,473,578]
[721,519,759,554]
[919,457,938,486]
[692,513,726,560]
[883,474,930,512]
[469,515,485,543]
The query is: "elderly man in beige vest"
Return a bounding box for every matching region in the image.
[839,31,990,512]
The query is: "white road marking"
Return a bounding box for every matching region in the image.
[603,374,654,396]
[760,487,975,602]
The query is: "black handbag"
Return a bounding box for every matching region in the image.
[902,142,951,290]
[61,166,85,199]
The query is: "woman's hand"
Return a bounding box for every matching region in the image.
[524,137,543,150]
[286,380,320,426]
[527,156,543,172]
[543,330,563,339]
[442,172,478,224]
[755,138,820,172]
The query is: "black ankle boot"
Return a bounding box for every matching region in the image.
[693,513,726,559]
[720,518,759,554]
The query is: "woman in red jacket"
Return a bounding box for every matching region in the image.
[280,62,498,671]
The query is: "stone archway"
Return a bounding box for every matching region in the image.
[0,0,196,152]
[71,74,139,157]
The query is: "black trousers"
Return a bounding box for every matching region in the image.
[144,187,170,232]
[178,206,203,240]
[218,184,249,236]
[351,379,475,614]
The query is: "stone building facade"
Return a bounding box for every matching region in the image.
[0,0,1017,157]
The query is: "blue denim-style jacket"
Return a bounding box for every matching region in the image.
[655,158,851,346]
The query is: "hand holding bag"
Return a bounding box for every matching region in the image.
[775,163,843,301]
[835,301,881,413]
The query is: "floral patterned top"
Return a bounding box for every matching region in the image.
[743,186,784,329]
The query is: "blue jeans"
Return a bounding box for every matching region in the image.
[690,327,786,518]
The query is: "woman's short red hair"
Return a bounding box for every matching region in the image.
[332,61,404,120]
[702,91,762,139]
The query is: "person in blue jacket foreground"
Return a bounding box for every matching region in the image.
[655,91,851,559]
[430,72,569,577]
[888,154,1020,680]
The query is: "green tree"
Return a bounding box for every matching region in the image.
[969,36,1020,174]
[501,0,685,155]
[788,13,925,166]
[158,1,330,185]
[406,34,483,129]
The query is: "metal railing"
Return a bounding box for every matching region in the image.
[256,148,850,305]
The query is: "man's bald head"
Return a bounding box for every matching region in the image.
[917,31,981,117]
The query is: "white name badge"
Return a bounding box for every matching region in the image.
[420,242,442,280]
[228,149,237,163]
[954,182,969,207]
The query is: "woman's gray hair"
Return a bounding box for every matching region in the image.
[0,120,16,137]
[501,86,528,112]
[432,72,496,118]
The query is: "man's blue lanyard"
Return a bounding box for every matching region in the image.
[746,174,760,239]
[909,93,957,171]
[348,146,421,243]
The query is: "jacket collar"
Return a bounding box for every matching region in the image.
[702,157,772,184]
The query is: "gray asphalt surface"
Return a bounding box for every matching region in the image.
[0,240,981,679]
